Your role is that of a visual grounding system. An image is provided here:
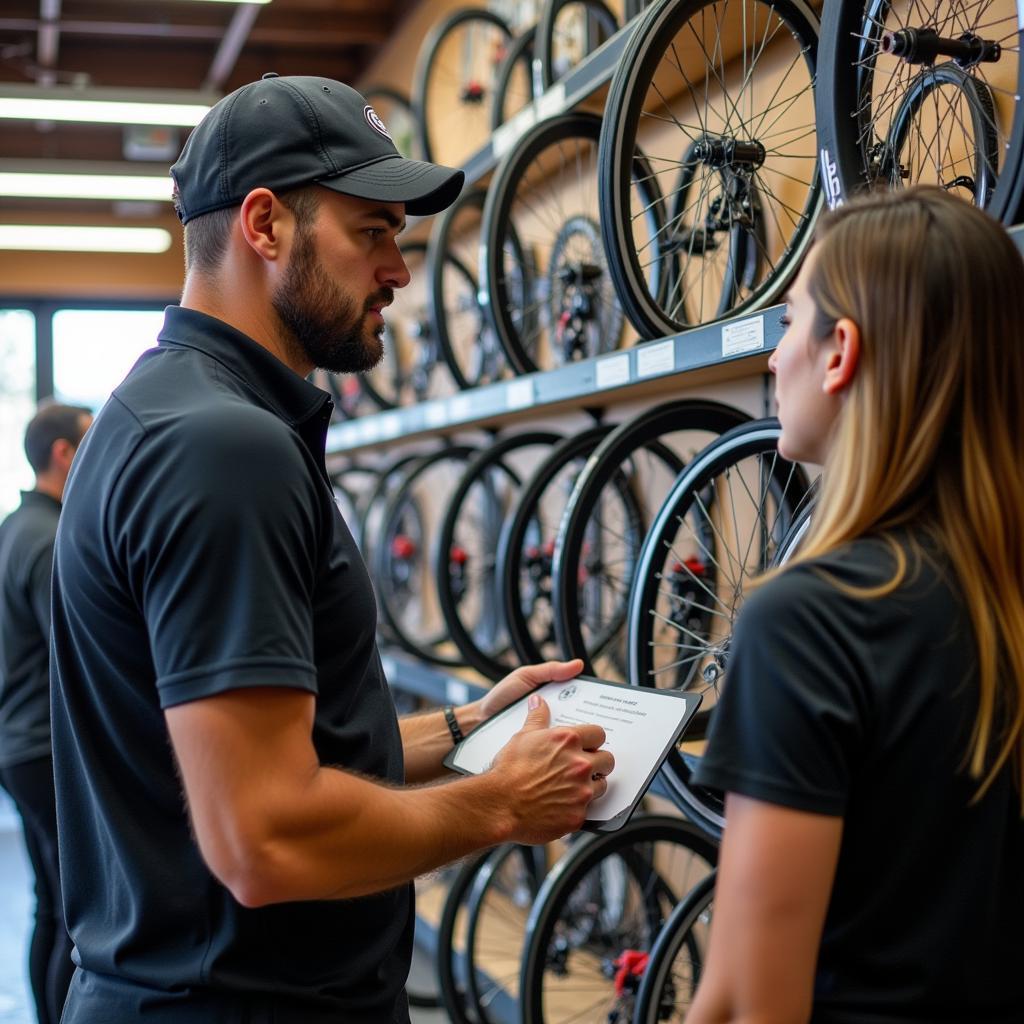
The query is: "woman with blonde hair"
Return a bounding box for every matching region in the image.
[688,185,1024,1023]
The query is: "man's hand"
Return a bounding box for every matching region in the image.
[490,693,615,844]
[476,658,584,722]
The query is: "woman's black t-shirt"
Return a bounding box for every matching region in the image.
[693,533,1024,1023]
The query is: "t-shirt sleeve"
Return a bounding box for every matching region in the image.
[692,567,873,816]
[27,540,54,639]
[111,410,325,709]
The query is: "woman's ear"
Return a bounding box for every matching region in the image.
[823,317,860,395]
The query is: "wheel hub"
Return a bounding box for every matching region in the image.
[880,28,1000,69]
[694,134,766,171]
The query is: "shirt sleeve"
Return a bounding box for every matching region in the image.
[692,565,874,816]
[27,540,54,639]
[111,408,327,709]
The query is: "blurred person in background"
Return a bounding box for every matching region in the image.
[0,402,91,1024]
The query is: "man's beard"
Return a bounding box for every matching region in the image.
[271,223,392,374]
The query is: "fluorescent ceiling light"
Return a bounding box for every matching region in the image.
[0,225,172,253]
[0,170,171,202]
[0,84,217,127]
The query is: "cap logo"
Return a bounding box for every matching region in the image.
[363,105,391,140]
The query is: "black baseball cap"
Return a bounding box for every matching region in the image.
[170,73,464,223]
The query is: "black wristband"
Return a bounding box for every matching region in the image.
[443,704,465,746]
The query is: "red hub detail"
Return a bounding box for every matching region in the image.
[391,535,416,559]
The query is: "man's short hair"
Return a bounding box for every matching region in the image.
[174,185,322,274]
[24,402,91,474]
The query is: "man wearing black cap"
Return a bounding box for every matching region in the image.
[50,75,612,1024]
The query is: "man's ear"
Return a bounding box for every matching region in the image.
[823,317,860,395]
[238,188,292,263]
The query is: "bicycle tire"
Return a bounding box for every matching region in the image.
[481,112,662,374]
[426,187,523,390]
[633,870,717,1024]
[551,399,750,678]
[496,424,621,666]
[490,25,538,131]
[435,430,563,681]
[413,8,515,165]
[374,444,480,666]
[536,0,620,91]
[626,419,810,837]
[519,815,718,1024]
[815,0,1024,222]
[598,0,821,338]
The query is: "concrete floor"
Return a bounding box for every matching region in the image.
[0,794,450,1024]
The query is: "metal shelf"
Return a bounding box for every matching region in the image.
[327,302,783,456]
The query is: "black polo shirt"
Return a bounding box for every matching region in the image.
[51,305,411,1023]
[0,490,61,769]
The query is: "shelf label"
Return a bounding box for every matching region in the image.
[424,402,448,428]
[379,413,403,439]
[721,315,765,357]
[636,340,675,378]
[536,81,566,121]
[596,352,631,389]
[506,379,534,410]
[492,105,537,158]
[358,417,382,442]
[446,679,470,705]
[448,394,473,421]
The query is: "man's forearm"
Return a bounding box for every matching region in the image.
[400,702,483,783]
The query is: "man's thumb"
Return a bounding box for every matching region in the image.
[521,693,550,731]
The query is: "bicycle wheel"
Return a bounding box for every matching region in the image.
[536,0,620,91]
[491,25,538,130]
[435,431,563,681]
[463,843,550,1023]
[414,8,515,165]
[633,871,716,1024]
[519,815,718,1024]
[427,187,524,390]
[815,0,1024,221]
[626,419,811,837]
[435,849,495,1024]
[599,0,821,338]
[497,425,621,666]
[361,85,423,161]
[374,444,479,666]
[481,112,663,373]
[551,399,750,680]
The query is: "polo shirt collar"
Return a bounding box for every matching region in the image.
[157,305,332,428]
[21,490,61,513]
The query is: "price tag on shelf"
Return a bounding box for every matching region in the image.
[636,340,675,378]
[379,413,403,439]
[446,679,470,705]
[596,353,631,390]
[493,105,537,158]
[721,315,765,357]
[536,81,566,121]
[448,395,473,421]
[424,402,448,428]
[506,379,534,410]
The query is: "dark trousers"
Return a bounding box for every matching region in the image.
[0,756,75,1024]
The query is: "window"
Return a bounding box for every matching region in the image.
[52,308,164,411]
[0,310,37,517]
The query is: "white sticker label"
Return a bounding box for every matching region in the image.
[492,105,537,158]
[536,81,566,121]
[448,395,473,421]
[596,353,631,389]
[446,679,470,705]
[721,316,765,357]
[379,413,403,439]
[424,402,447,428]
[358,418,382,442]
[636,340,675,378]
[506,379,534,410]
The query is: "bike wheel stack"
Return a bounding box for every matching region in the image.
[328,0,1024,1016]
